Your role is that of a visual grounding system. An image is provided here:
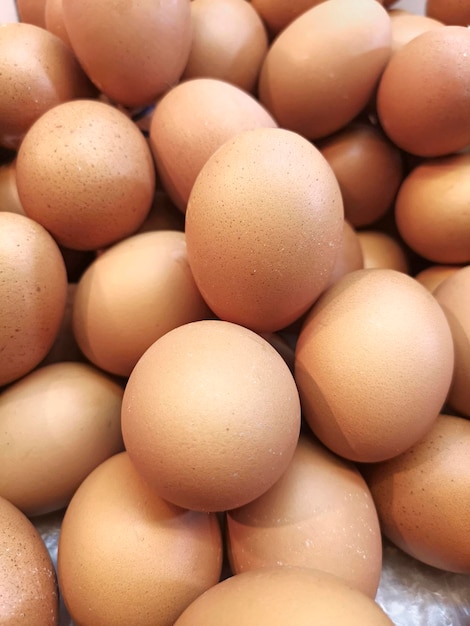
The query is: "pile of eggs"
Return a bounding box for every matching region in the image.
[0,0,469,623]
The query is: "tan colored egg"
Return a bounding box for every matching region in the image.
[414,265,460,292]
[185,127,343,332]
[16,0,46,27]
[175,567,394,626]
[16,99,155,251]
[0,22,96,150]
[389,10,443,54]
[258,0,391,140]
[0,212,67,387]
[0,361,123,516]
[41,283,85,365]
[149,78,277,212]
[62,0,192,108]
[326,220,364,289]
[317,123,403,228]
[358,230,410,273]
[73,230,211,378]
[45,0,72,47]
[0,160,24,215]
[0,495,58,624]
[363,414,470,574]
[295,268,454,463]
[122,319,301,512]
[395,153,470,264]
[182,0,268,93]
[434,266,470,417]
[426,0,470,26]
[58,451,223,626]
[377,26,470,156]
[226,434,382,598]
[250,0,325,36]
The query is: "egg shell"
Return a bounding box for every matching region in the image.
[0,160,24,215]
[45,0,72,47]
[149,78,277,212]
[363,414,470,574]
[357,229,410,273]
[174,566,394,625]
[0,212,67,387]
[72,230,212,378]
[426,0,470,26]
[58,451,223,626]
[0,361,124,516]
[0,495,58,624]
[62,0,192,107]
[250,0,325,36]
[185,127,344,332]
[433,266,470,417]
[389,10,444,54]
[226,434,382,598]
[0,22,96,150]
[15,0,46,27]
[295,268,454,463]
[16,99,156,251]
[325,219,364,289]
[122,319,301,512]
[414,264,460,293]
[137,190,185,234]
[376,26,470,156]
[182,0,268,93]
[258,0,392,140]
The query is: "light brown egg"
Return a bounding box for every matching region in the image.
[317,123,403,228]
[426,0,470,26]
[363,414,470,574]
[16,0,47,27]
[185,127,343,332]
[377,26,470,156]
[250,0,325,36]
[182,0,268,93]
[389,10,443,54]
[174,567,394,625]
[58,451,223,626]
[295,268,454,463]
[358,230,410,273]
[0,495,58,624]
[136,191,185,233]
[16,99,156,251]
[62,0,192,107]
[434,266,470,417]
[0,22,96,150]
[149,78,277,212]
[45,0,72,47]
[0,361,124,516]
[0,160,24,215]
[258,0,392,140]
[395,153,470,264]
[226,434,382,598]
[0,212,67,387]
[414,264,460,292]
[73,230,212,378]
[122,319,301,512]
[326,220,364,289]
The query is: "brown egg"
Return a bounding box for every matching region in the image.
[185,127,343,332]
[122,319,301,512]
[149,78,277,212]
[174,567,394,625]
[317,123,403,228]
[363,414,470,574]
[0,495,59,624]
[0,160,24,215]
[250,0,325,36]
[137,190,186,233]
[434,266,470,417]
[326,219,364,289]
[58,451,223,626]
[182,0,268,93]
[62,0,192,107]
[73,230,212,378]
[395,153,470,264]
[16,0,47,27]
[45,0,72,47]
[16,99,156,251]
[0,361,124,516]
[226,434,382,598]
[357,230,410,273]
[0,22,96,150]
[0,212,67,387]
[389,10,443,54]
[295,268,454,463]
[258,0,391,140]
[377,26,470,156]
[414,264,460,292]
[426,0,470,26]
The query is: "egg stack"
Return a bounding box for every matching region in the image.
[0,0,469,624]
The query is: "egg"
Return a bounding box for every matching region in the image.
[226,434,383,598]
[16,99,156,251]
[258,0,392,139]
[15,0,47,27]
[363,414,470,574]
[0,212,67,387]
[295,268,454,462]
[326,220,364,289]
[250,0,325,36]
[174,567,394,625]
[0,495,58,624]
[72,230,212,377]
[122,319,301,512]
[0,160,24,215]
[426,0,470,26]
[41,283,85,365]
[58,451,223,626]
[357,230,410,273]
[185,127,343,332]
[45,0,72,47]
[389,9,444,54]
[414,264,460,293]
